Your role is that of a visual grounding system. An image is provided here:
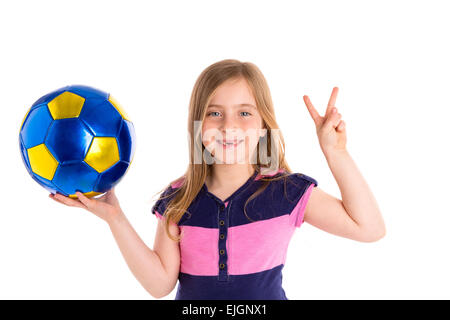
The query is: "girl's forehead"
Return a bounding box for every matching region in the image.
[208,103,256,110]
[209,79,256,105]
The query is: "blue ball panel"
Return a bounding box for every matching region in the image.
[53,161,99,195]
[95,160,129,192]
[67,85,109,100]
[20,105,53,149]
[79,99,123,137]
[46,119,94,163]
[117,119,136,163]
[31,86,69,108]
[19,135,32,176]
[32,172,62,194]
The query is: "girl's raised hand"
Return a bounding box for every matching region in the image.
[49,187,123,224]
[303,87,347,156]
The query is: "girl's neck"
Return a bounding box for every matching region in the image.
[206,164,256,191]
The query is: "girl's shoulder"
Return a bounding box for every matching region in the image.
[255,167,318,187]
[151,175,185,217]
[257,170,318,210]
[279,172,318,212]
[285,172,318,188]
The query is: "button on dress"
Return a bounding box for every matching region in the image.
[151,169,318,300]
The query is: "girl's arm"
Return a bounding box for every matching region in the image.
[304,149,386,242]
[302,87,386,242]
[108,212,180,298]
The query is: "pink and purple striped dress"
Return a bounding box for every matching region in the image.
[151,168,317,300]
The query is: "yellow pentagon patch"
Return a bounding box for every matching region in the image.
[69,191,103,199]
[27,144,58,180]
[48,91,85,120]
[109,95,129,121]
[84,137,119,173]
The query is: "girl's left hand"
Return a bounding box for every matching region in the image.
[303,87,347,156]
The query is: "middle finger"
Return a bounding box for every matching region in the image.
[326,87,339,116]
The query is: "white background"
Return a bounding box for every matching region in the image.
[1,0,448,299]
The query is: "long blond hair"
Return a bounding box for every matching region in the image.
[154,59,295,242]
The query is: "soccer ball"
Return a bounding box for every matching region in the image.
[18,85,136,199]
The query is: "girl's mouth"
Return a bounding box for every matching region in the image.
[216,139,244,149]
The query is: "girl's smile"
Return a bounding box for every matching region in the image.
[216,139,244,149]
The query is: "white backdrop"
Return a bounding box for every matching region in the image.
[1,0,448,299]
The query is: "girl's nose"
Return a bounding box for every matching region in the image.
[220,115,239,132]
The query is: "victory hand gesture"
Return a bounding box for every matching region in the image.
[303,87,347,156]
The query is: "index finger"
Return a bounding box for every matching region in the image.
[303,95,321,125]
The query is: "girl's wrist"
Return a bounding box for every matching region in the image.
[324,147,349,162]
[106,209,127,226]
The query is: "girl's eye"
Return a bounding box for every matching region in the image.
[206,111,252,117]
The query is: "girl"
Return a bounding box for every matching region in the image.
[49,59,386,300]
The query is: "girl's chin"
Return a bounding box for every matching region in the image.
[212,159,249,165]
[210,153,252,164]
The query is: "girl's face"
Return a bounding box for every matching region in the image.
[202,78,265,164]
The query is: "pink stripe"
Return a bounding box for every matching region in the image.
[178,214,297,276]
[224,201,229,207]
[227,215,295,275]
[290,183,315,228]
[179,225,219,275]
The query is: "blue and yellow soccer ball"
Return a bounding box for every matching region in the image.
[19,85,136,199]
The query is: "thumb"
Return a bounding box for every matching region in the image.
[106,187,120,205]
[105,187,117,200]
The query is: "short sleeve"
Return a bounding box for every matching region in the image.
[284,173,318,228]
[151,185,179,224]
